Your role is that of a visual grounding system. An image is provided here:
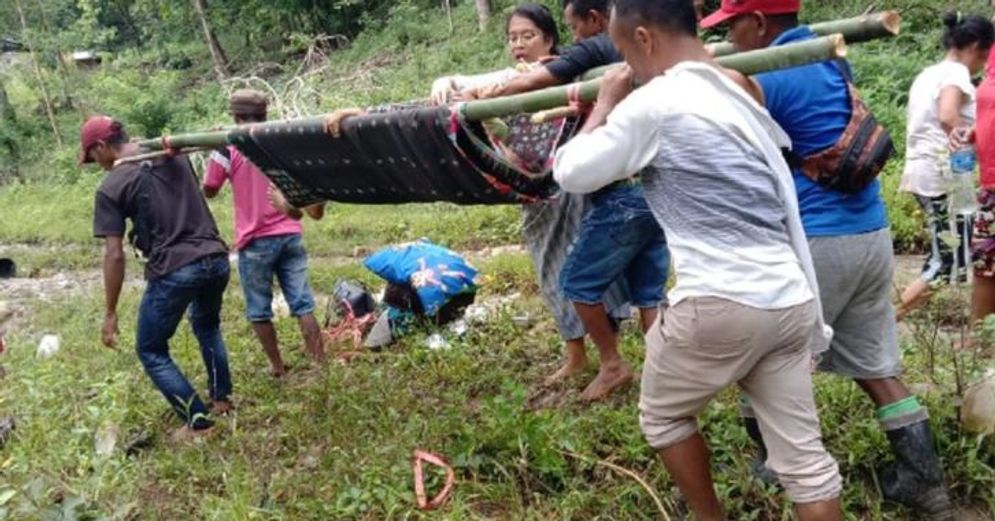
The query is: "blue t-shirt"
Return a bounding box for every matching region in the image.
[756,26,888,237]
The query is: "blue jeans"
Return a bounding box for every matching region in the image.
[238,233,316,322]
[137,254,232,429]
[560,185,669,308]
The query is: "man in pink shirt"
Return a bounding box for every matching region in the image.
[204,90,326,376]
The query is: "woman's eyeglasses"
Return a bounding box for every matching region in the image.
[507,32,539,45]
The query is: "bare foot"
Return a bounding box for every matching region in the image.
[169,425,215,445]
[580,363,633,401]
[334,351,363,364]
[544,359,587,386]
[310,349,328,365]
[544,340,587,386]
[210,400,234,415]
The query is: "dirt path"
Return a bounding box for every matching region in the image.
[0,238,930,343]
[893,254,922,288]
[0,242,529,333]
[0,244,138,333]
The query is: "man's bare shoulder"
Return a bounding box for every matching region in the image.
[720,68,764,104]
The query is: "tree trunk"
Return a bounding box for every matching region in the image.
[191,0,229,80]
[14,0,62,147]
[0,83,17,125]
[475,0,491,32]
[33,0,77,113]
[0,81,15,124]
[442,0,454,34]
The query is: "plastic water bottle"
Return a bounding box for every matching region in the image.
[949,146,978,214]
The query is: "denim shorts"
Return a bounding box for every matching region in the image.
[560,185,669,308]
[237,233,316,322]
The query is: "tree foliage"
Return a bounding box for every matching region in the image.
[0,0,993,248]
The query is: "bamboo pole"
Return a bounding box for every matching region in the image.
[719,33,846,76]
[705,11,900,57]
[462,77,602,122]
[531,105,581,124]
[139,33,850,151]
[474,34,845,122]
[114,147,209,167]
[136,132,230,151]
[581,33,845,81]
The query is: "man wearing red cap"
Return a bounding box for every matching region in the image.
[81,115,233,443]
[699,0,799,29]
[702,1,953,519]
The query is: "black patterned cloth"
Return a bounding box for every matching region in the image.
[227,104,576,208]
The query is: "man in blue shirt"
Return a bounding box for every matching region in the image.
[702,1,952,518]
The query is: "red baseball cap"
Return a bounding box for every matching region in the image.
[78,115,123,164]
[700,0,800,29]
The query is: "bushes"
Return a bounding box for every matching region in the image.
[2,0,994,245]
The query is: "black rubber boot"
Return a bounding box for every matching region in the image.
[743,416,779,486]
[879,419,953,520]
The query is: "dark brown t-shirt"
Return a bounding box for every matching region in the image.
[93,155,228,280]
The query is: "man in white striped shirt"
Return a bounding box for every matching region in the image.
[553,1,842,519]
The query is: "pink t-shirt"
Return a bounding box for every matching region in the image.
[978,52,995,188]
[204,146,302,250]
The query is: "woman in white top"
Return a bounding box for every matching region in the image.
[898,12,994,319]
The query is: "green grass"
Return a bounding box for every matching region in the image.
[1,260,993,520]
[2,0,995,519]
[0,179,522,272]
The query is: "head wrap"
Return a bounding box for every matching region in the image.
[229,89,268,117]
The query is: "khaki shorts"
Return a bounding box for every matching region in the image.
[639,297,842,504]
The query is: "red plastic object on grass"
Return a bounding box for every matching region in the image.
[412,449,455,511]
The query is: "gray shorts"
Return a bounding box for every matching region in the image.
[809,228,902,379]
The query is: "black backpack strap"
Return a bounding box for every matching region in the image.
[832,58,854,84]
[781,147,804,170]
[128,160,155,259]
